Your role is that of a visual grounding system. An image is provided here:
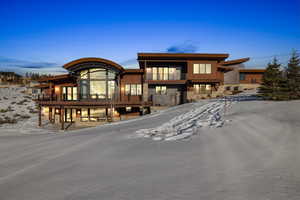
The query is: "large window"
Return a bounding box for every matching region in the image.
[78,68,117,99]
[193,84,212,94]
[125,84,142,96]
[155,86,167,95]
[146,67,181,80]
[193,64,212,74]
[62,86,77,100]
[81,108,107,122]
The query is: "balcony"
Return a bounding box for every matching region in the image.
[33,94,149,107]
[145,72,186,81]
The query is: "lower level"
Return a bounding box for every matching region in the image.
[38,106,151,130]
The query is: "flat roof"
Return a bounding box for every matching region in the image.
[137,53,229,61]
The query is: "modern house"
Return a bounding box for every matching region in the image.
[35,53,260,130]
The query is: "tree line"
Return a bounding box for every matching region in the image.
[259,50,300,100]
[24,72,52,80]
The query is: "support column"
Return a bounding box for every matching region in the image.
[105,108,108,121]
[49,107,52,122]
[61,107,65,130]
[38,106,42,127]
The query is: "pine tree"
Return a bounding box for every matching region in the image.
[259,57,283,100]
[286,50,300,99]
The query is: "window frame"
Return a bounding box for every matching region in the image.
[193,63,212,74]
[193,84,212,94]
[125,84,142,96]
[155,86,167,95]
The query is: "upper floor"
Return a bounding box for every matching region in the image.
[137,53,236,84]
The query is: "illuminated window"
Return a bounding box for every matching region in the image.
[155,86,167,95]
[125,84,142,95]
[136,84,142,95]
[193,64,212,74]
[152,68,157,80]
[163,67,168,80]
[125,84,131,95]
[193,84,212,94]
[131,84,137,95]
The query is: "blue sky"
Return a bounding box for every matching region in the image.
[0,0,299,74]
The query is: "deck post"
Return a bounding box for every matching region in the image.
[105,108,108,121]
[49,107,52,122]
[38,106,42,127]
[61,107,65,130]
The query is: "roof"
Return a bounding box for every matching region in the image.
[220,58,250,66]
[123,69,144,74]
[239,69,266,73]
[37,74,71,82]
[217,66,234,72]
[137,53,229,61]
[33,83,50,88]
[63,57,125,72]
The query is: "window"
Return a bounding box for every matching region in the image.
[193,64,199,74]
[146,67,181,80]
[152,68,157,80]
[193,84,212,94]
[125,84,131,95]
[193,64,212,74]
[90,80,106,99]
[131,84,137,95]
[125,84,142,95]
[79,68,117,100]
[158,68,164,80]
[239,73,246,81]
[155,86,167,95]
[169,67,176,80]
[81,108,106,122]
[62,86,77,100]
[163,67,168,80]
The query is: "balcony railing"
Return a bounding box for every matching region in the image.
[145,72,186,81]
[33,93,144,103]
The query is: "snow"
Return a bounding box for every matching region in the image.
[136,93,259,141]
[0,86,53,135]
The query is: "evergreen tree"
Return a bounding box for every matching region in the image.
[259,57,283,100]
[286,50,300,99]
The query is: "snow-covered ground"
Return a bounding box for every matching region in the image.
[136,94,259,141]
[0,98,299,199]
[0,86,52,135]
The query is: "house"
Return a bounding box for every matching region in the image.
[238,69,266,84]
[222,58,266,92]
[35,53,255,130]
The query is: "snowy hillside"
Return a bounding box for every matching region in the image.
[0,86,51,135]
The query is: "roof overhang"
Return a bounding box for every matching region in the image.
[220,58,250,66]
[123,69,144,74]
[217,66,234,72]
[137,53,229,61]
